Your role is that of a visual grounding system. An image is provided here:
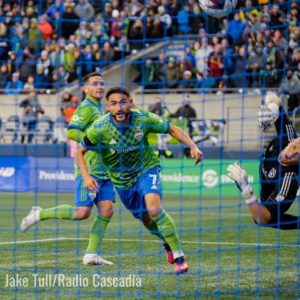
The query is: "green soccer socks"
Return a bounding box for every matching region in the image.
[39,205,75,220]
[86,215,111,254]
[152,210,184,259]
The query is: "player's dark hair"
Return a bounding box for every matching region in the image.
[82,72,103,84]
[106,87,130,100]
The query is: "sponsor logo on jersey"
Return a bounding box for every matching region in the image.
[134,129,144,141]
[71,115,83,123]
[267,167,277,178]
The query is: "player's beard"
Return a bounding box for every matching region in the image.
[113,110,130,124]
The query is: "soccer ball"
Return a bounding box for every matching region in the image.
[199,0,237,18]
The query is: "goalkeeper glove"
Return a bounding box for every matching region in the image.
[258,103,279,132]
[227,162,256,205]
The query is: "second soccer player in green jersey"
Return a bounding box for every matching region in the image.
[21,73,115,266]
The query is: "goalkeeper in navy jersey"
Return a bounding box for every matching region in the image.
[227,91,300,230]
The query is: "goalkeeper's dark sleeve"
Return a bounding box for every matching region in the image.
[274,107,297,144]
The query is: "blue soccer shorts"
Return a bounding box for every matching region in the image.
[75,175,115,207]
[116,166,162,220]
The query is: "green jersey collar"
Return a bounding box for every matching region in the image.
[86,96,102,108]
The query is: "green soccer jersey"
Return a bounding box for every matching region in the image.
[68,96,108,180]
[82,110,170,188]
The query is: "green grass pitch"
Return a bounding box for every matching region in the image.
[0,192,299,299]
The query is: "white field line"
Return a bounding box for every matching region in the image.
[0,237,298,248]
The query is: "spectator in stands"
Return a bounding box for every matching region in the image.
[208,45,224,88]
[290,48,300,69]
[75,21,93,41]
[232,46,247,90]
[226,13,246,45]
[169,96,197,120]
[144,59,156,89]
[23,76,35,92]
[148,18,164,40]
[46,0,64,18]
[82,44,94,76]
[153,51,167,86]
[18,47,36,83]
[268,4,285,29]
[62,95,79,123]
[7,51,18,74]
[272,29,288,50]
[195,38,213,76]
[184,44,196,69]
[289,3,300,26]
[180,70,195,89]
[35,64,51,89]
[191,2,204,34]
[27,18,44,53]
[265,59,279,88]
[148,96,173,158]
[157,5,172,36]
[61,2,79,39]
[281,69,300,112]
[64,43,76,75]
[24,0,38,18]
[166,56,180,88]
[51,71,65,90]
[5,72,23,94]
[75,0,95,21]
[37,50,52,77]
[247,42,264,89]
[110,9,123,45]
[128,20,144,52]
[19,91,44,143]
[0,64,10,89]
[38,14,53,41]
[103,2,113,19]
[195,68,217,92]
[99,41,115,67]
[177,4,192,35]
[266,39,284,82]
[169,95,197,137]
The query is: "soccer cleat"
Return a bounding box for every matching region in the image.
[82,254,114,266]
[20,206,42,232]
[163,244,175,264]
[174,258,189,275]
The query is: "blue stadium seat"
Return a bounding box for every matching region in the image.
[33,116,54,144]
[4,115,20,143]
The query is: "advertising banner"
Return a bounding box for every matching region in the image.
[160,159,260,197]
[0,157,30,191]
[0,157,259,196]
[29,157,74,193]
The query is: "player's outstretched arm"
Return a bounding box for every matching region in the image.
[75,147,99,191]
[169,125,203,165]
[279,137,300,166]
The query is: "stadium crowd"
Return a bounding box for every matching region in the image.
[0,1,298,97]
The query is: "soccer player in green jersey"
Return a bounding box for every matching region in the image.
[76,86,203,274]
[20,73,115,266]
